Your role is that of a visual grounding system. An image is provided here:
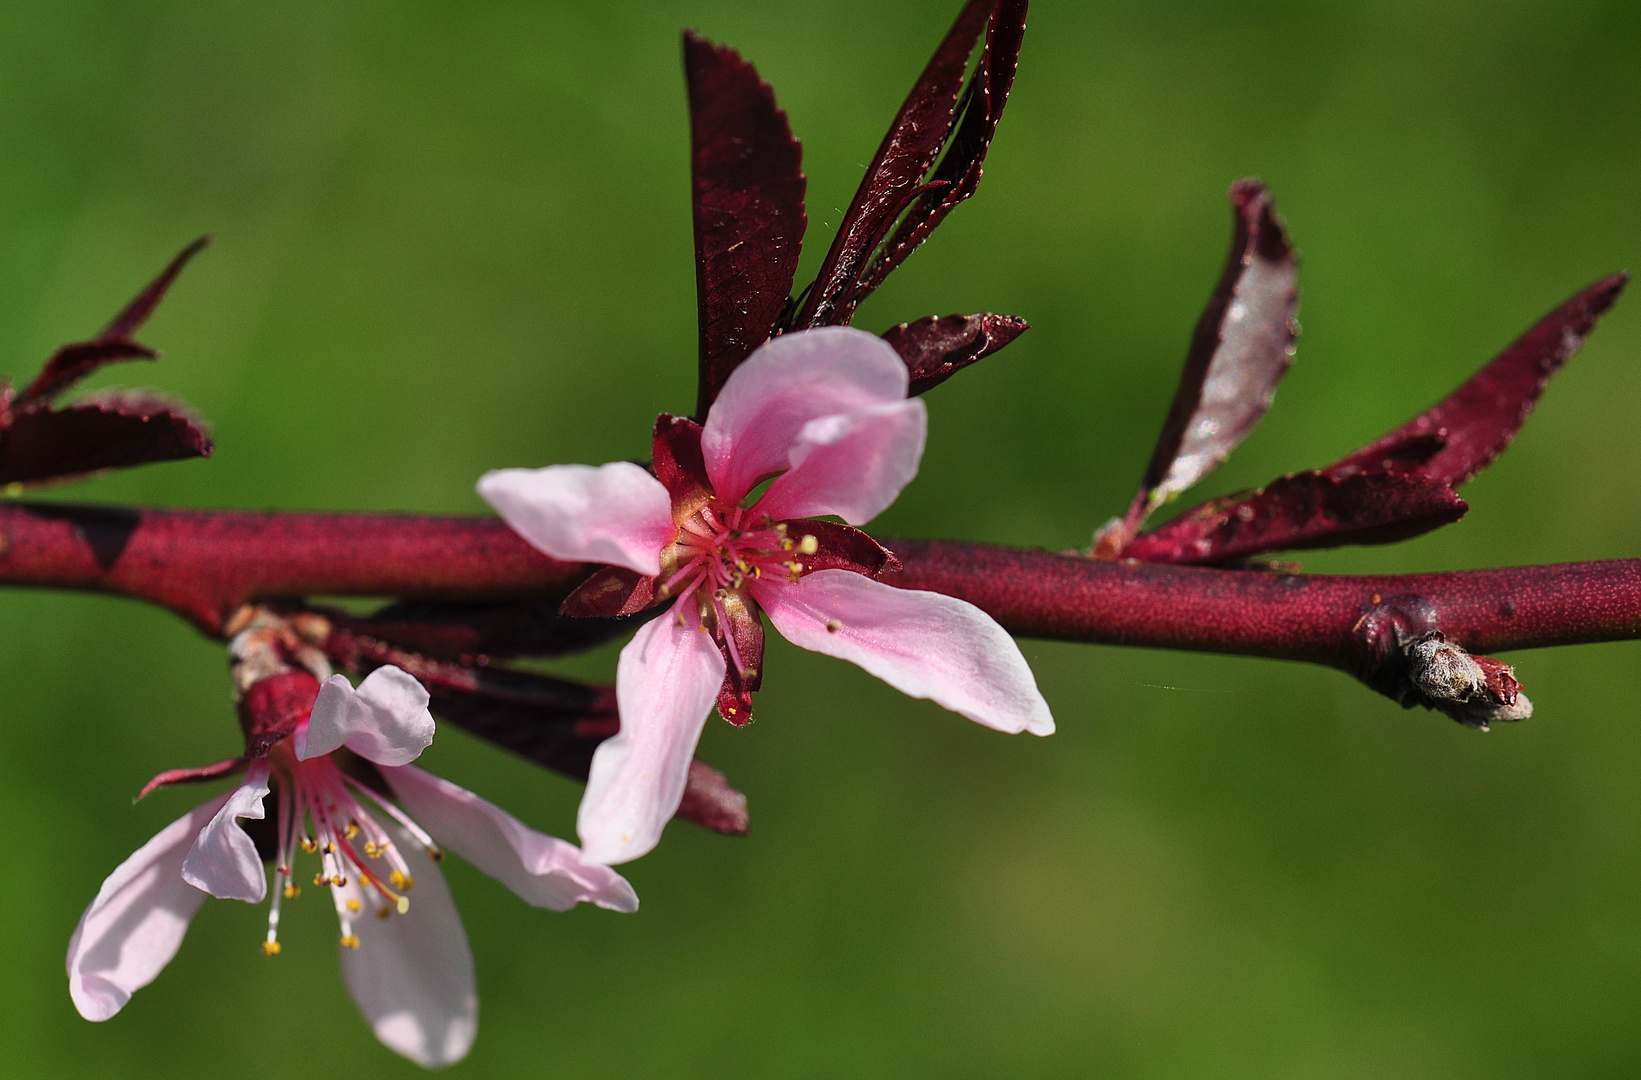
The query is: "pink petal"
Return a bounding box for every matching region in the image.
[701,327,909,504]
[753,398,927,525]
[381,764,639,913]
[180,762,271,903]
[298,667,434,766]
[477,462,676,575]
[67,793,227,1021]
[754,569,1055,736]
[333,818,477,1069]
[577,603,725,865]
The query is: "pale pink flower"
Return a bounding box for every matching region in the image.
[67,666,637,1069]
[479,327,1054,865]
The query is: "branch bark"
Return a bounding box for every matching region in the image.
[0,501,1634,714]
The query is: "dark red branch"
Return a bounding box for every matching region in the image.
[0,503,582,633]
[1,504,1636,682]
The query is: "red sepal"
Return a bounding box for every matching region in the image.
[712,591,764,727]
[238,669,321,758]
[652,413,713,521]
[559,566,659,618]
[136,756,246,801]
[781,519,901,578]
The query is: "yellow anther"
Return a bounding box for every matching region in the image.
[345,899,362,913]
[262,941,281,957]
[340,935,361,950]
[377,904,394,920]
[332,875,347,887]
[345,823,359,839]
[299,837,317,853]
[781,538,794,551]
[389,871,416,891]
[797,534,819,555]
[429,848,445,862]
[313,872,329,887]
[396,896,411,915]
[363,841,379,857]
[826,620,842,633]
[283,884,301,899]
[322,842,336,855]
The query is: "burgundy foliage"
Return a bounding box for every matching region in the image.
[1097,181,1298,555]
[1328,273,1628,486]
[0,239,213,487]
[1120,471,1468,566]
[686,32,808,418]
[1105,201,1624,569]
[793,0,1027,331]
[7,1,1641,830]
[0,392,211,487]
[882,312,1029,395]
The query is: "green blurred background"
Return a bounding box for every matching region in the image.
[1,0,1639,1075]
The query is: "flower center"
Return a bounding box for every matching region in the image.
[261,746,443,956]
[657,504,815,597]
[654,504,817,668]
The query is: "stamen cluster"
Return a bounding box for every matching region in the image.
[263,746,442,955]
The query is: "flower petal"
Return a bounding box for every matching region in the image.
[578,603,725,864]
[299,668,434,766]
[180,762,271,903]
[701,327,909,504]
[334,818,477,1069]
[381,764,639,913]
[478,461,676,575]
[753,398,927,525]
[754,569,1055,736]
[67,793,226,1021]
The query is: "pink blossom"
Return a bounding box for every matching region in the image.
[67,665,637,1069]
[480,327,1054,865]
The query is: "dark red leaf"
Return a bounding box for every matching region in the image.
[882,312,1028,395]
[560,566,659,618]
[685,32,808,417]
[1119,471,1467,566]
[331,599,636,664]
[21,237,209,405]
[136,756,246,801]
[0,391,212,486]
[782,518,902,578]
[793,0,1019,329]
[860,0,1028,297]
[1113,181,1298,548]
[1329,273,1628,487]
[652,413,712,519]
